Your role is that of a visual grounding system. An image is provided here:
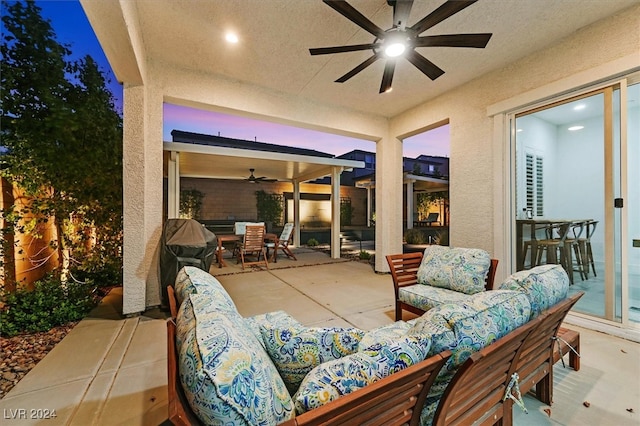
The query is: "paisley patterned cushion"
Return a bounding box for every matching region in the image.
[245,310,305,349]
[293,334,431,414]
[177,294,295,425]
[399,284,472,312]
[261,325,365,394]
[358,321,412,350]
[499,264,569,319]
[416,246,491,294]
[174,266,236,311]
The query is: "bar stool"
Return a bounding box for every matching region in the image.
[577,220,598,278]
[564,221,587,282]
[535,222,575,283]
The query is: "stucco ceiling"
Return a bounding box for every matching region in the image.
[83,0,638,118]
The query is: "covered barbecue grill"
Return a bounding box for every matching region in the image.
[159,218,217,305]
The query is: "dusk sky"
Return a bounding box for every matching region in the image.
[30,0,450,159]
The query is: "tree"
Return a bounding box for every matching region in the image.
[1,1,123,286]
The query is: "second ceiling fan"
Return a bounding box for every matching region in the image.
[245,168,277,183]
[310,0,492,93]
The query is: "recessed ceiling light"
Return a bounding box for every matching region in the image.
[225,32,239,44]
[568,125,584,131]
[573,104,586,111]
[516,129,523,133]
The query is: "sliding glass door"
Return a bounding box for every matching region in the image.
[512,76,639,327]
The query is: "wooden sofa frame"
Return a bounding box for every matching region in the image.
[386,252,499,321]
[165,284,583,426]
[431,291,583,426]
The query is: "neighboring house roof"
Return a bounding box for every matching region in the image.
[171,130,335,158]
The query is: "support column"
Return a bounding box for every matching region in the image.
[293,179,301,247]
[406,179,414,229]
[122,83,164,315]
[330,167,342,259]
[167,151,180,218]
[366,186,372,227]
[374,135,404,272]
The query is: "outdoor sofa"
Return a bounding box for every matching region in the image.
[166,255,581,426]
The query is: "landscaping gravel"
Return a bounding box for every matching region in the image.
[0,322,78,399]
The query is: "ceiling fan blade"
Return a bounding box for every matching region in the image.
[309,43,377,55]
[379,60,396,93]
[405,50,445,80]
[323,0,386,39]
[414,33,492,49]
[335,53,381,83]
[390,0,413,30]
[410,0,478,35]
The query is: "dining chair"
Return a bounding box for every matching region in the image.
[265,223,297,262]
[233,222,264,258]
[237,225,269,270]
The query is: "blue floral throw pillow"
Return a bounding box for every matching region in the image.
[260,325,365,394]
[293,334,431,413]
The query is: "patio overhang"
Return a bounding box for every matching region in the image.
[355,172,449,228]
[163,141,364,183]
[355,172,449,192]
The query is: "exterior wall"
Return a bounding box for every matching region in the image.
[390,4,640,280]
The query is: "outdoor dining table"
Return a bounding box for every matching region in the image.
[264,232,279,262]
[216,234,240,268]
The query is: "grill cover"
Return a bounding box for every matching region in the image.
[160,218,217,305]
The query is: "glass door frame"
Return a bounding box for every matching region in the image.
[505,74,638,332]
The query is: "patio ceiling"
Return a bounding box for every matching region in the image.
[81,0,637,118]
[163,142,364,182]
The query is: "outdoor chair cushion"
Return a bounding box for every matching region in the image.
[174,266,236,311]
[292,334,432,414]
[416,246,491,294]
[260,325,365,394]
[398,284,472,312]
[176,293,294,425]
[499,264,569,320]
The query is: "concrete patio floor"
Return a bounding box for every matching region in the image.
[1,249,638,425]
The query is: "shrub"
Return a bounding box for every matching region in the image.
[0,275,97,337]
[307,238,319,247]
[404,229,428,245]
[358,250,371,260]
[434,230,449,246]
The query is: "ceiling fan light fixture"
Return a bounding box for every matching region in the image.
[385,41,406,57]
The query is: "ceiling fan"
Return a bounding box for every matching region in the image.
[245,168,277,183]
[309,0,492,93]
